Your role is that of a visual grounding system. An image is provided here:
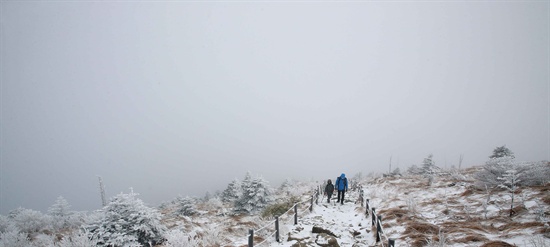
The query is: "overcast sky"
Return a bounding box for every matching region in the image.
[1,1,548,214]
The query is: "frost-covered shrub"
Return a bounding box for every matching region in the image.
[164,229,224,247]
[0,230,30,247]
[173,196,197,216]
[449,166,467,181]
[55,230,96,247]
[10,208,52,234]
[520,161,550,186]
[28,233,55,247]
[475,158,550,188]
[87,190,166,247]
[406,165,423,175]
[278,179,311,199]
[235,173,274,214]
[498,169,522,217]
[474,157,515,188]
[202,197,224,215]
[164,229,194,247]
[0,215,13,233]
[261,197,298,218]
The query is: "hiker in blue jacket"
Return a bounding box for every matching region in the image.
[335,173,348,205]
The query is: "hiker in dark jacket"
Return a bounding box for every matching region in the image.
[335,173,348,205]
[324,179,334,203]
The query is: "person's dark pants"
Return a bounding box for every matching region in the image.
[327,193,332,203]
[337,190,345,204]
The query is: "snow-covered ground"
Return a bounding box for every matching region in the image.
[1,167,548,247]
[184,167,549,247]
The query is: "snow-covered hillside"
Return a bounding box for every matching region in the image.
[0,166,548,247]
[356,167,549,247]
[158,167,549,247]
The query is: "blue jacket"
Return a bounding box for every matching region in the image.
[335,173,348,191]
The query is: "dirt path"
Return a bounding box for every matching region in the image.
[269,190,376,246]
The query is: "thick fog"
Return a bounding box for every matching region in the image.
[1,2,548,214]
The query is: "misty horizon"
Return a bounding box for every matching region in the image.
[1,1,548,214]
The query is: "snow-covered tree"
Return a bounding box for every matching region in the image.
[49,196,71,217]
[221,178,241,203]
[235,175,273,214]
[48,196,76,230]
[88,189,166,247]
[422,154,438,186]
[406,165,424,175]
[279,178,296,197]
[279,178,291,191]
[386,167,401,177]
[489,145,515,159]
[498,168,522,217]
[474,156,515,188]
[203,191,211,202]
[173,196,197,216]
[422,154,437,174]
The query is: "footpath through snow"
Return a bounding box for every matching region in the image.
[268,189,378,247]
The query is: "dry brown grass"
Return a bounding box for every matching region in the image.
[497,221,545,231]
[446,198,461,205]
[378,208,408,221]
[439,221,495,234]
[236,221,258,228]
[403,221,439,235]
[409,238,427,247]
[479,240,515,247]
[253,236,265,243]
[423,198,444,206]
[400,233,431,247]
[453,234,489,243]
[461,189,474,197]
[541,193,550,205]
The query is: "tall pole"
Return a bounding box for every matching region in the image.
[389,155,392,174]
[98,176,106,207]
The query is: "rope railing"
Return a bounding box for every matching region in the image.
[363,188,396,247]
[254,229,278,246]
[245,189,320,247]
[237,183,398,247]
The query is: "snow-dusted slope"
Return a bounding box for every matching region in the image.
[260,169,549,247]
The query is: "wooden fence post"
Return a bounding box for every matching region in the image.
[371,208,376,226]
[376,215,382,242]
[365,199,370,216]
[275,216,280,242]
[248,229,254,247]
[294,204,298,225]
[310,195,314,212]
